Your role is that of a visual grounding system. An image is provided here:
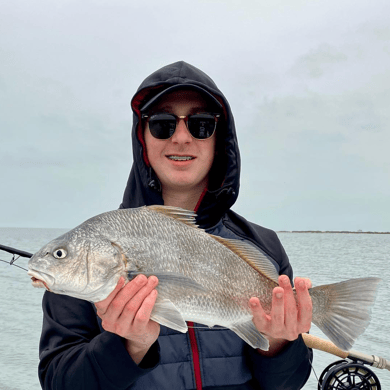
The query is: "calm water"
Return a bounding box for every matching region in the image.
[0,228,389,389]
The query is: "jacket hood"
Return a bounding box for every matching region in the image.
[120,61,241,228]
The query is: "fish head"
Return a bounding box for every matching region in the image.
[27,229,126,302]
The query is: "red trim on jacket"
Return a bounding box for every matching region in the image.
[187,322,203,390]
[194,187,208,212]
[187,191,208,390]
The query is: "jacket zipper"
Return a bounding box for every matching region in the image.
[187,322,203,390]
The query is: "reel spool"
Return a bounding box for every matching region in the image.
[318,359,381,390]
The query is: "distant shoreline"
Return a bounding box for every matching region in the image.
[277,231,390,234]
[0,227,389,235]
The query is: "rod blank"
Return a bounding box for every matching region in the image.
[0,244,33,258]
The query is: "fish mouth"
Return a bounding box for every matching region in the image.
[28,270,54,291]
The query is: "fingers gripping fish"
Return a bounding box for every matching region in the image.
[28,205,381,351]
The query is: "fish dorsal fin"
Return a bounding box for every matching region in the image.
[146,205,199,228]
[210,235,279,283]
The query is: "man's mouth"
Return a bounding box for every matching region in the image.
[167,155,194,161]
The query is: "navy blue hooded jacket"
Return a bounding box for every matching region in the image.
[38,61,312,390]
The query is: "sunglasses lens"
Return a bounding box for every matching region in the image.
[148,114,177,139]
[188,114,216,139]
[147,113,217,140]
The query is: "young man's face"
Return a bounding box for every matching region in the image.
[144,90,216,196]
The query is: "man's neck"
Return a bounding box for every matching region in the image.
[162,185,206,211]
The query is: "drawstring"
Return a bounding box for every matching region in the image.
[208,186,235,199]
[147,167,161,192]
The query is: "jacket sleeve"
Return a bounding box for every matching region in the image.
[38,291,160,390]
[246,335,312,390]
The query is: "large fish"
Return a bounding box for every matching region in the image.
[28,205,381,351]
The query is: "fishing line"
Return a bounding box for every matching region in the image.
[0,257,28,272]
[0,244,31,271]
[308,348,322,389]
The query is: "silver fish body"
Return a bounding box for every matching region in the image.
[28,206,381,351]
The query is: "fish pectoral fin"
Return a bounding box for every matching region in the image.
[231,320,270,351]
[150,298,188,333]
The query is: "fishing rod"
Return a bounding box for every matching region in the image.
[0,244,33,258]
[302,333,389,389]
[0,244,32,271]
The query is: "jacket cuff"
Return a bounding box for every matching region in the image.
[247,334,311,374]
[138,340,160,369]
[89,332,160,388]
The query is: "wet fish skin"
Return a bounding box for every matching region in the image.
[28,205,381,351]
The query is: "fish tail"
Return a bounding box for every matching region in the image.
[309,277,381,351]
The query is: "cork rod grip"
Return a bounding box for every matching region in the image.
[302,333,348,359]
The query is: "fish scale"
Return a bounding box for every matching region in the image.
[28,205,381,351]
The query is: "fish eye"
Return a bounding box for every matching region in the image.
[53,249,67,259]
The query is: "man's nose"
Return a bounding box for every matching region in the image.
[171,118,192,143]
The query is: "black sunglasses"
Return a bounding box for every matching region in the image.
[142,113,220,140]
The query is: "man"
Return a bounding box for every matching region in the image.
[39,61,313,390]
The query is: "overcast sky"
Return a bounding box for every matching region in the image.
[1,0,389,231]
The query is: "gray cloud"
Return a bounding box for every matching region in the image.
[1,0,389,231]
[290,44,348,79]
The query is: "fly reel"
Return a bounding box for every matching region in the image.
[318,359,381,390]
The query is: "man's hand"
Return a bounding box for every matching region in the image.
[249,275,312,356]
[95,275,160,364]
